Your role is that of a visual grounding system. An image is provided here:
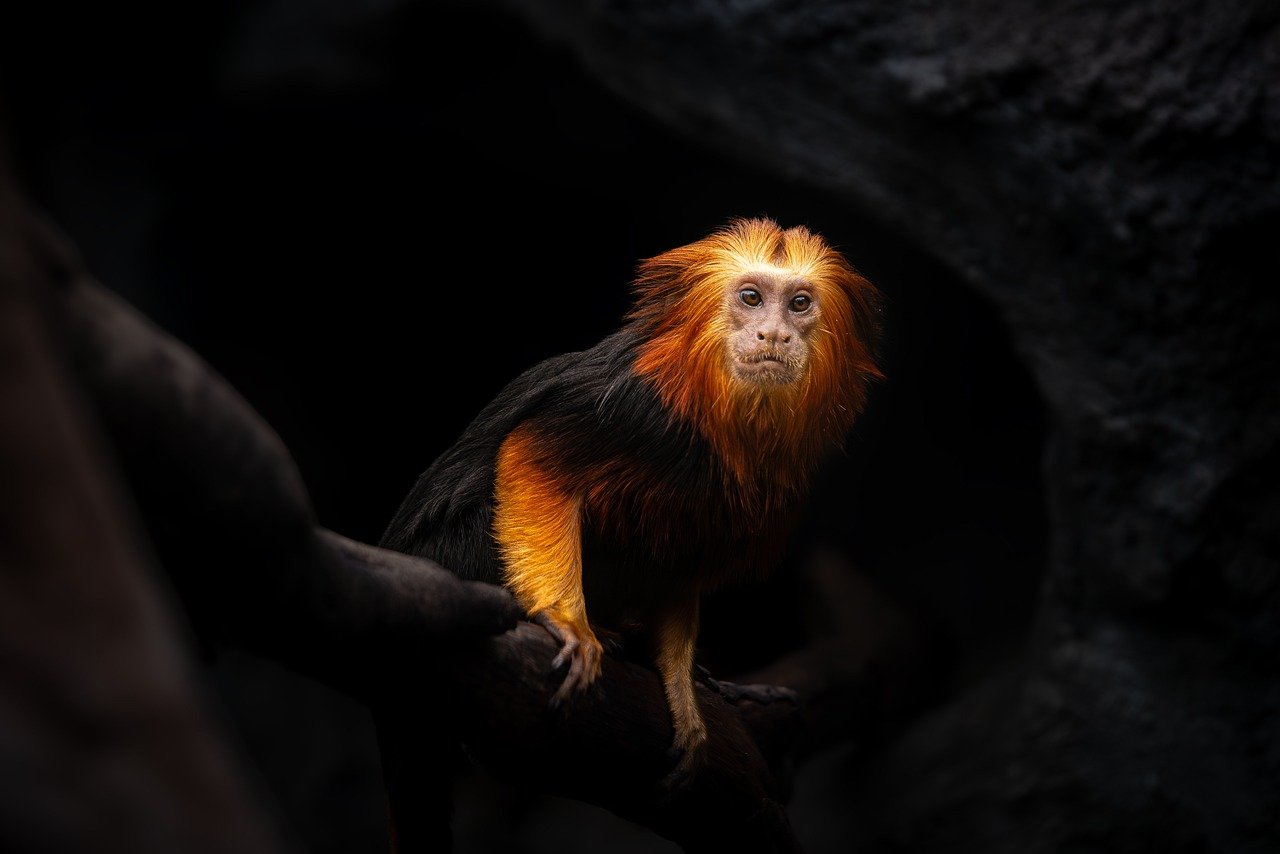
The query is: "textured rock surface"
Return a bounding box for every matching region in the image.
[488,1,1280,850]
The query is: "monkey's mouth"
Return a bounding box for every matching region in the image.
[741,352,787,364]
[735,351,799,384]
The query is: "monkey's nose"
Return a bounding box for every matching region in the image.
[757,328,792,344]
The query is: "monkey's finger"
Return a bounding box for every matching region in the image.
[551,653,588,706]
[548,630,584,709]
[550,634,580,672]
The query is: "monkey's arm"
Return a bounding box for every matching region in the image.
[493,424,603,702]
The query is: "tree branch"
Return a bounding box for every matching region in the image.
[445,623,803,853]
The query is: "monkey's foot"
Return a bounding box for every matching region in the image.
[660,723,708,792]
[534,613,603,708]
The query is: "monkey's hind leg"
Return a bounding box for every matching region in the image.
[654,592,708,789]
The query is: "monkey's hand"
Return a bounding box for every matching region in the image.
[534,612,604,707]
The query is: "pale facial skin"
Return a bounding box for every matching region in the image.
[725,267,820,386]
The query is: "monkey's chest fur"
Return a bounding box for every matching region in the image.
[574,446,801,624]
[512,368,805,625]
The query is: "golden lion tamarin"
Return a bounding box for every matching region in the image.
[381,216,880,783]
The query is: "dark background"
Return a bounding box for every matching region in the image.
[5,2,1049,851]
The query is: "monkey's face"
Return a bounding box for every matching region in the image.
[723,268,820,387]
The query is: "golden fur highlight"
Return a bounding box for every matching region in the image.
[631,217,881,493]
[494,425,590,628]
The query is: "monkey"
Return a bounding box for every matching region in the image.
[380,216,881,790]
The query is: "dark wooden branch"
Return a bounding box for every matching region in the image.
[377,622,805,853]
[445,623,804,853]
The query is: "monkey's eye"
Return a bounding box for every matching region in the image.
[739,288,762,307]
[789,294,813,312]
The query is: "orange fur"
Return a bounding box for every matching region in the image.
[631,218,880,498]
[493,425,590,633]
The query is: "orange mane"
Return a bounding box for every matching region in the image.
[630,217,881,494]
